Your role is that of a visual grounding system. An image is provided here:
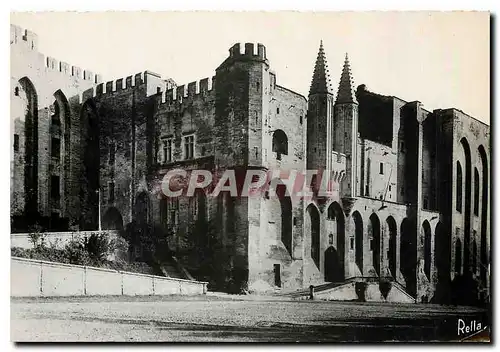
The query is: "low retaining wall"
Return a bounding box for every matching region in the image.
[11,257,208,297]
[11,231,120,249]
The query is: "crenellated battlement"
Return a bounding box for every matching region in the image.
[44,56,103,84]
[159,76,216,105]
[11,24,102,84]
[228,42,267,60]
[80,70,178,103]
[11,24,38,51]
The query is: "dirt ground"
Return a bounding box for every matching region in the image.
[10,294,491,342]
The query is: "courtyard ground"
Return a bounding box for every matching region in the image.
[10,294,491,342]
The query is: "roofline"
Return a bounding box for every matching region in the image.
[276,84,307,102]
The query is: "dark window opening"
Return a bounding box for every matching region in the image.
[328,234,334,245]
[350,237,354,250]
[474,168,479,215]
[51,138,60,160]
[370,238,374,251]
[50,175,60,200]
[379,162,384,174]
[277,107,280,114]
[51,101,61,126]
[293,217,298,226]
[272,129,288,161]
[299,115,303,124]
[274,264,281,287]
[14,87,19,96]
[256,81,260,91]
[456,161,463,212]
[365,184,369,197]
[13,134,19,152]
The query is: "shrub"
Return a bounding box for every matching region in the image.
[83,232,113,265]
[63,238,91,265]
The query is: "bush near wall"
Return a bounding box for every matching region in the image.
[11,231,156,276]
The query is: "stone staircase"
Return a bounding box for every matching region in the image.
[158,257,194,280]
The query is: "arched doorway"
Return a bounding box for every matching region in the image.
[369,213,381,276]
[324,246,343,282]
[18,77,38,216]
[434,221,451,302]
[326,202,345,281]
[422,220,432,280]
[352,211,363,275]
[306,204,320,268]
[102,207,124,230]
[400,218,417,296]
[386,216,397,279]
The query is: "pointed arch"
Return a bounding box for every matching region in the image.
[386,216,397,278]
[352,211,364,275]
[474,167,480,216]
[456,161,463,212]
[306,203,320,268]
[51,90,72,214]
[478,145,488,284]
[18,77,39,215]
[325,202,345,281]
[369,213,381,276]
[422,220,432,280]
[102,207,123,230]
[400,218,417,296]
[460,137,472,275]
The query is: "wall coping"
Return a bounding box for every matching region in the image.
[11,230,119,237]
[11,257,208,285]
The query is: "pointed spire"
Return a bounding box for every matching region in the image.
[309,40,334,96]
[336,53,358,104]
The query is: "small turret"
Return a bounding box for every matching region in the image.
[217,42,268,71]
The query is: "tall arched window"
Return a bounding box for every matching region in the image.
[474,167,479,216]
[272,129,288,161]
[456,161,462,212]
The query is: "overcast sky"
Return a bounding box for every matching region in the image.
[11,11,490,123]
